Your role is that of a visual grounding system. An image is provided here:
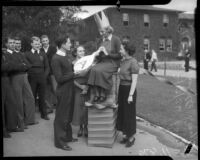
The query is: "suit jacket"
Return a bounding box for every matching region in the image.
[24,49,49,76]
[2,51,28,77]
[41,45,57,75]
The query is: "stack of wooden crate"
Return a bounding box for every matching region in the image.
[87,107,118,148]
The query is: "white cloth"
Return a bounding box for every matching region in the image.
[151,50,158,61]
[56,49,66,56]
[43,45,49,53]
[7,49,13,54]
[31,48,40,54]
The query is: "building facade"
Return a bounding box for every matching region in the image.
[178,13,195,59]
[78,5,183,61]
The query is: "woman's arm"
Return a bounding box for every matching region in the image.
[74,80,83,90]
[128,74,138,104]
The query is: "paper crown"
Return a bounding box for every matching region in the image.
[94,11,110,31]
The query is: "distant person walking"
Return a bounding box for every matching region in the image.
[184,49,191,72]
[150,49,158,72]
[143,49,151,70]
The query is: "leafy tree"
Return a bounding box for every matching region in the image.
[2,6,86,51]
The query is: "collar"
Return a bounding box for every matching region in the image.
[103,34,112,41]
[56,49,66,56]
[14,50,20,53]
[31,48,40,54]
[7,49,13,54]
[43,45,49,52]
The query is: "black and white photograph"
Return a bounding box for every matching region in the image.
[2,0,198,159]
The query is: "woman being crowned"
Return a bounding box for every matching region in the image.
[85,11,122,106]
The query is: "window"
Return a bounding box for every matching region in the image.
[159,39,165,52]
[144,38,150,52]
[122,13,129,26]
[163,14,169,27]
[166,39,172,52]
[144,14,150,27]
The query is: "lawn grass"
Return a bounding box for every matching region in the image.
[136,74,197,145]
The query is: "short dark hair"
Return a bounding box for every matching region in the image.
[14,36,21,42]
[55,35,69,49]
[123,42,136,56]
[6,35,15,43]
[41,35,49,40]
[31,36,40,43]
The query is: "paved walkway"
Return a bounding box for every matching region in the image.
[3,60,197,158]
[3,112,198,159]
[149,69,196,79]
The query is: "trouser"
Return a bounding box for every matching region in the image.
[143,60,149,70]
[45,75,57,109]
[185,58,190,72]
[2,77,18,130]
[54,81,74,148]
[28,74,47,117]
[11,74,36,127]
[151,60,157,72]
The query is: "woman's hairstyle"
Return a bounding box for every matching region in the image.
[55,35,69,49]
[103,26,114,34]
[123,42,136,56]
[72,45,84,57]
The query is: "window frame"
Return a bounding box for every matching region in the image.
[166,39,172,52]
[122,13,129,26]
[163,14,169,27]
[144,38,150,52]
[159,38,165,52]
[144,14,150,27]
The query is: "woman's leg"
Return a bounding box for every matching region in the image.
[99,87,106,102]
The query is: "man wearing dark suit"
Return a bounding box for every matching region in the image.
[12,37,38,126]
[25,36,50,120]
[184,48,191,72]
[2,37,25,134]
[143,49,151,70]
[40,35,57,112]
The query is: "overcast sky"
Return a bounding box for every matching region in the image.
[76,0,197,19]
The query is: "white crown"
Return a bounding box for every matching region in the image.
[94,11,110,31]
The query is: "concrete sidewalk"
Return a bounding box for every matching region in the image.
[3,111,198,159]
[149,69,196,79]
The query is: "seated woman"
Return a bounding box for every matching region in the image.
[86,25,122,106]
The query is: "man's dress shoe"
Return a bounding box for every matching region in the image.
[41,115,50,120]
[60,144,72,151]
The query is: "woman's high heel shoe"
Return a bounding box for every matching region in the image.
[77,125,83,137]
[83,125,88,137]
[93,96,100,103]
[125,137,135,147]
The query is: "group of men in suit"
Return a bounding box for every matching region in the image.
[2,35,57,138]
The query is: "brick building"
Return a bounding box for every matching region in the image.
[77,5,183,61]
[178,13,195,59]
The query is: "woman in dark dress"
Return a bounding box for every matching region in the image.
[116,42,139,148]
[51,35,84,151]
[86,26,122,105]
